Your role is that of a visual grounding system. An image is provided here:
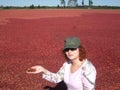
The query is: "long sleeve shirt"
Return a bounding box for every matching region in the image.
[42,59,97,90]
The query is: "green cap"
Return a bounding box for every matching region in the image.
[64,36,81,49]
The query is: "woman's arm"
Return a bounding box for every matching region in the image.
[42,63,65,83]
[26,63,66,83]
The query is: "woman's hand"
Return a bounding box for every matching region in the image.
[26,65,46,74]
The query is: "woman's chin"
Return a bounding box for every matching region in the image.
[68,57,75,61]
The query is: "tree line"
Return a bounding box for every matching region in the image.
[60,0,93,7]
[0,0,93,9]
[0,0,120,9]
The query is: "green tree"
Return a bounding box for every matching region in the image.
[89,0,93,7]
[68,0,78,7]
[30,4,34,9]
[82,0,84,6]
[60,0,66,7]
[38,5,40,8]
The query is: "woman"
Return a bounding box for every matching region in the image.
[27,36,97,90]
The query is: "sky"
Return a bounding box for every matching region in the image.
[0,0,120,7]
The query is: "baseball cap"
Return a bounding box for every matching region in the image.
[64,36,81,49]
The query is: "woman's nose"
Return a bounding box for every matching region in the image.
[68,50,72,52]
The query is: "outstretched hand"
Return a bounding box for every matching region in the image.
[26,65,45,74]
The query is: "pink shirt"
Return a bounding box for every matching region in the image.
[64,63,83,90]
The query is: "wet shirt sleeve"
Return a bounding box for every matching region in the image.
[81,61,97,90]
[42,63,66,83]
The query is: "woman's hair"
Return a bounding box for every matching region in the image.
[78,45,86,61]
[63,45,86,61]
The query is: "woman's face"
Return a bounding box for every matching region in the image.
[65,48,79,60]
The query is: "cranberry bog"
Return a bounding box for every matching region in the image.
[0,9,120,90]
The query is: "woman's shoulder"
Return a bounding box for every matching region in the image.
[82,59,96,73]
[84,59,95,67]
